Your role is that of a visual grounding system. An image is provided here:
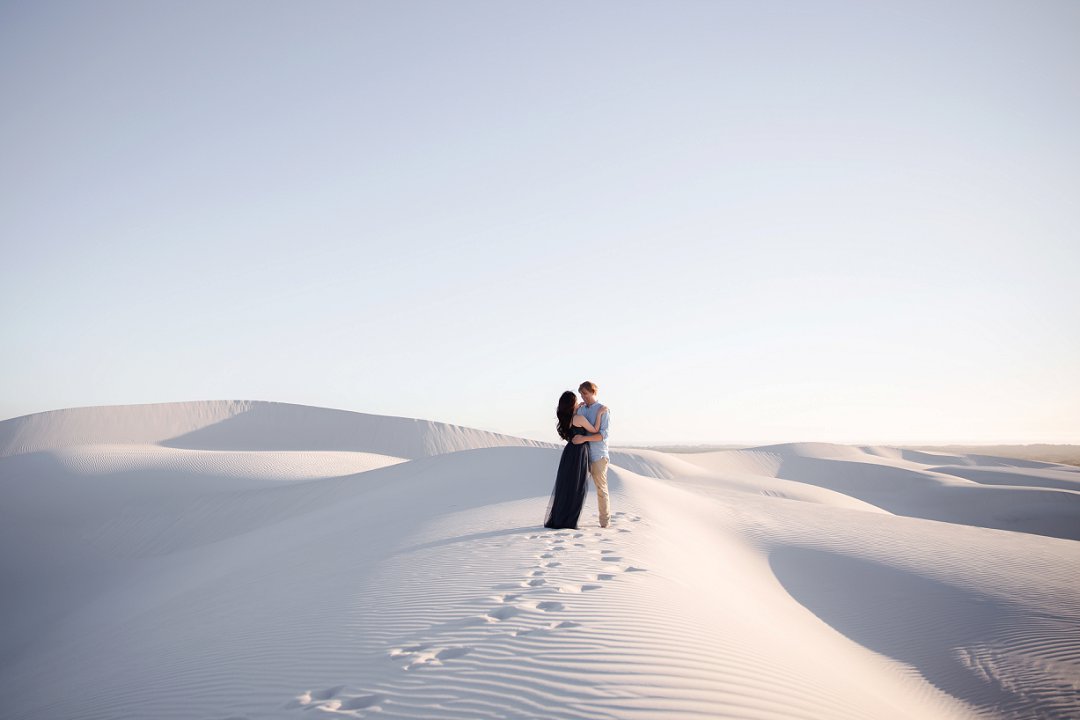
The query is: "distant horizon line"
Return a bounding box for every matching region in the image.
[2,399,1076,448]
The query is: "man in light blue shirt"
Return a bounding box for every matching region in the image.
[571,380,611,527]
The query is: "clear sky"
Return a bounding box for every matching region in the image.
[2,1,1078,445]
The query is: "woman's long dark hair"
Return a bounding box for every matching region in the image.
[555,390,577,441]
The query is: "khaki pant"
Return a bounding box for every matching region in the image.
[590,457,610,527]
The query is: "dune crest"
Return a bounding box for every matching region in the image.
[0,400,549,458]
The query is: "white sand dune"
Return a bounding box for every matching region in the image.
[0,400,547,458]
[1,402,1077,720]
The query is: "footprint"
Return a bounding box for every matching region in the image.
[595,573,615,581]
[530,569,545,577]
[601,549,617,554]
[310,686,344,701]
[487,606,520,621]
[540,553,555,559]
[545,561,562,568]
[573,533,583,538]
[536,601,564,612]
[601,556,623,563]
[389,645,429,659]
[574,543,586,548]
[340,694,383,710]
[558,584,601,593]
[316,700,351,711]
[436,647,471,661]
[388,643,472,673]
[552,620,580,629]
[496,593,520,603]
[617,528,631,533]
[624,566,647,573]
[527,578,545,587]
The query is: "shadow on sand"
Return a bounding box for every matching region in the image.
[769,546,1076,720]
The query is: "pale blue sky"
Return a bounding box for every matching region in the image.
[2,1,1077,444]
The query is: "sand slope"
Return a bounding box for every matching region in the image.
[0,402,1077,719]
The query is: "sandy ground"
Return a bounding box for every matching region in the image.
[1,401,1077,720]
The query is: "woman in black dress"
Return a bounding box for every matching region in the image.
[544,390,607,529]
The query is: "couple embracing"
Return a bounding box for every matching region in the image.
[544,381,611,530]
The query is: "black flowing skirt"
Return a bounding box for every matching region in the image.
[544,436,590,529]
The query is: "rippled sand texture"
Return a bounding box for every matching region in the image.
[1,401,1077,719]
